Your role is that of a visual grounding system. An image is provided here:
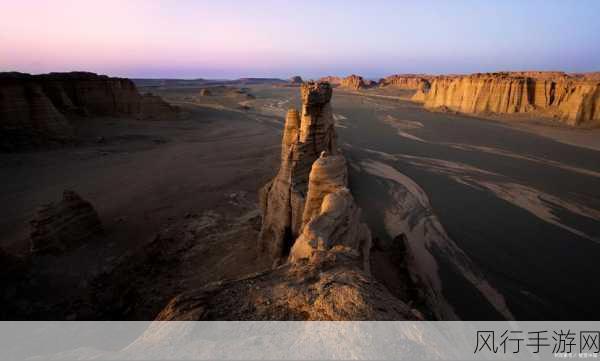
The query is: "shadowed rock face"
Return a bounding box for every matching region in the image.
[258,82,337,264]
[289,76,303,84]
[414,72,600,125]
[0,72,179,149]
[30,190,102,254]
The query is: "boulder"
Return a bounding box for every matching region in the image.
[30,190,103,253]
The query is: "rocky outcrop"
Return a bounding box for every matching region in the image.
[199,88,211,96]
[0,72,179,149]
[414,72,600,125]
[318,76,342,86]
[154,81,420,321]
[379,74,431,90]
[288,76,303,85]
[340,74,368,90]
[258,82,337,265]
[139,93,179,121]
[30,190,102,253]
[156,252,417,320]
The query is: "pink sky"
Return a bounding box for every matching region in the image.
[2,0,599,79]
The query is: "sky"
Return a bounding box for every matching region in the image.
[1,0,599,79]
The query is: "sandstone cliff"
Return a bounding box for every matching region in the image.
[340,74,368,90]
[317,75,375,90]
[0,72,179,149]
[258,82,337,265]
[290,153,371,273]
[413,72,600,125]
[379,74,431,90]
[318,76,342,85]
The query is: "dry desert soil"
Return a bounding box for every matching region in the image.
[2,81,599,320]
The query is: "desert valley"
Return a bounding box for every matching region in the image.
[1,70,599,321]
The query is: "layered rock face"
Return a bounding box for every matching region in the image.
[258,82,337,264]
[340,74,368,90]
[414,72,600,125]
[290,153,371,273]
[0,74,73,148]
[318,76,342,85]
[30,190,103,253]
[0,72,179,148]
[379,74,431,90]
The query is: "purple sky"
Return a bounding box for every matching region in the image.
[2,0,599,79]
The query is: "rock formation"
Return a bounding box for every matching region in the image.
[413,72,600,125]
[379,74,431,90]
[155,81,419,320]
[156,252,417,320]
[30,190,103,253]
[258,82,337,265]
[0,72,179,149]
[289,154,372,273]
[199,88,211,96]
[318,76,342,86]
[340,74,368,90]
[288,76,303,85]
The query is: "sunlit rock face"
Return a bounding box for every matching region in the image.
[414,72,600,125]
[260,81,371,271]
[156,253,416,320]
[290,152,371,273]
[339,74,367,90]
[258,82,337,265]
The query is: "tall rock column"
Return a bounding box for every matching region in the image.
[258,82,337,265]
[290,151,371,273]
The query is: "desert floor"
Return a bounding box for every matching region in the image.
[2,83,599,320]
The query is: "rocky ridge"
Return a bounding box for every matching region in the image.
[289,76,303,85]
[0,72,179,149]
[379,74,432,90]
[412,72,600,125]
[340,74,369,90]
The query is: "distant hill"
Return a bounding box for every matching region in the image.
[133,77,286,88]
